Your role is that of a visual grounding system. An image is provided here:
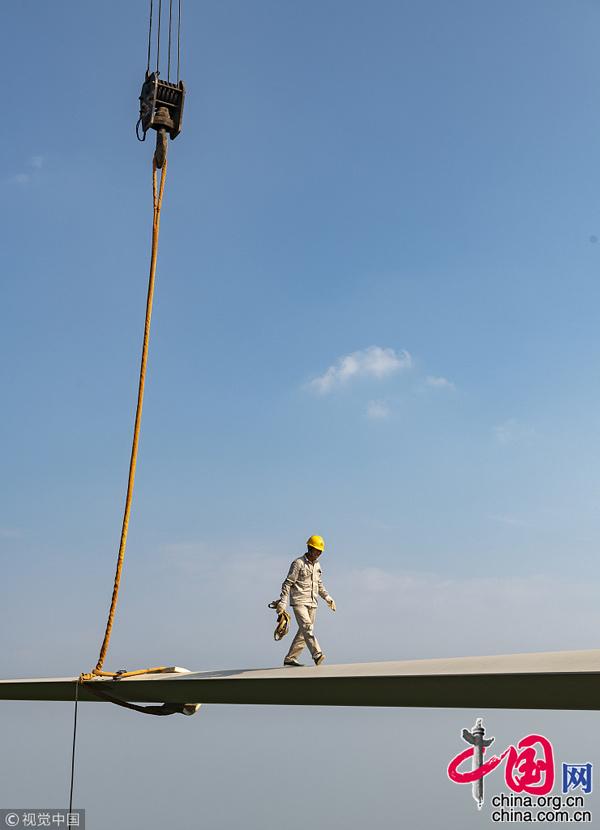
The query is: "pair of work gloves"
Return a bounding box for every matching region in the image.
[276,596,336,613]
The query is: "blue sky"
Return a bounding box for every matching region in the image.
[3,1,600,826]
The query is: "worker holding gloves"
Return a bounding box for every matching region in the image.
[276,535,336,667]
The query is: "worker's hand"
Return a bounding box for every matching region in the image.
[325,596,336,612]
[276,602,286,615]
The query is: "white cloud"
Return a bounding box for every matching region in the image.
[493,418,534,445]
[308,346,412,394]
[0,528,21,539]
[145,547,600,666]
[366,400,391,420]
[340,565,600,658]
[425,375,455,390]
[8,155,44,186]
[488,514,531,528]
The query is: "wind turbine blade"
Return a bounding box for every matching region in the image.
[2,649,600,709]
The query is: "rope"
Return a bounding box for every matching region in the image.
[274,610,291,640]
[81,155,168,682]
[68,680,79,813]
[268,602,291,640]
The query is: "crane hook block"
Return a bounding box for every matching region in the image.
[138,72,186,141]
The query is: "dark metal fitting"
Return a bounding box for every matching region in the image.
[138,72,185,143]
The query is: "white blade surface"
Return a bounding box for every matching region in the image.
[2,649,600,709]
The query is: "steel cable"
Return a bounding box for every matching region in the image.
[177,0,182,83]
[146,0,154,74]
[157,0,162,74]
[168,0,173,81]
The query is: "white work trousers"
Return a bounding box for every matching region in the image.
[285,605,321,660]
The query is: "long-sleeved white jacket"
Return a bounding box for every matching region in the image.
[279,554,330,608]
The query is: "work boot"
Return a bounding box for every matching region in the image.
[284,657,303,667]
[313,652,325,666]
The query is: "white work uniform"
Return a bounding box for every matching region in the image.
[279,554,330,660]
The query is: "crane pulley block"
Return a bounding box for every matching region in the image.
[138,72,185,141]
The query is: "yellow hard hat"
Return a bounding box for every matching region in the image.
[307,535,325,552]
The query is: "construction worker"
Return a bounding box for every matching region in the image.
[276,535,336,667]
